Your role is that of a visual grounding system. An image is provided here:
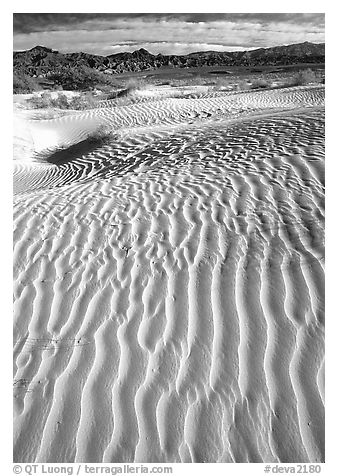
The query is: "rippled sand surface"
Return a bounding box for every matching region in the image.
[13,85,324,463]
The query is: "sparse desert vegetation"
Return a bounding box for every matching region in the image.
[289,68,323,86]
[13,64,120,94]
[13,72,40,93]
[250,78,271,89]
[85,123,114,143]
[15,66,324,113]
[14,62,325,98]
[25,91,101,110]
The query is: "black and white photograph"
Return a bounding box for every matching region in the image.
[12,8,326,469]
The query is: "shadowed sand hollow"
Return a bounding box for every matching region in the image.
[13,85,325,463]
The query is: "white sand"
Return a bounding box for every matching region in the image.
[13,85,325,463]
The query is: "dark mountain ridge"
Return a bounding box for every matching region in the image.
[14,42,325,78]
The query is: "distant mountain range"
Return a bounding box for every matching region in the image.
[14,42,325,78]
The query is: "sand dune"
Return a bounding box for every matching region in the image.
[13,85,324,463]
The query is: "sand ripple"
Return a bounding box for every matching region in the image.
[13,85,324,463]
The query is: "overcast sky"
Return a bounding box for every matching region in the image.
[13,13,325,56]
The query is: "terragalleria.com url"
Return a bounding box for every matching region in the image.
[13,464,173,475]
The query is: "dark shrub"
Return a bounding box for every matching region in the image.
[290,69,321,86]
[13,72,40,93]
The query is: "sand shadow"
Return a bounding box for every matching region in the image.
[34,134,114,165]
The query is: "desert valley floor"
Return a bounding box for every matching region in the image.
[13,84,325,463]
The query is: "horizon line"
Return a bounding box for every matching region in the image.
[13,40,325,58]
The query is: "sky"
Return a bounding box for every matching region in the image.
[13,13,325,56]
